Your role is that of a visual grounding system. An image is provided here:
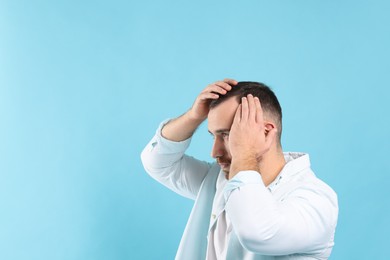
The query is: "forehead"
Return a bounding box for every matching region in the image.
[207,97,239,133]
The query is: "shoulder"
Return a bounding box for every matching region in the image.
[281,169,337,203]
[277,169,338,225]
[279,152,338,204]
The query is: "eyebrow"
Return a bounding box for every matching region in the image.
[208,129,231,135]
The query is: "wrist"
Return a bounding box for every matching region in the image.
[186,109,207,123]
[229,156,259,179]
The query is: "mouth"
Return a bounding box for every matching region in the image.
[218,163,230,169]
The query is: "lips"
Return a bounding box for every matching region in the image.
[217,161,230,169]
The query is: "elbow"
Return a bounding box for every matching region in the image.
[140,147,149,170]
[140,141,158,169]
[234,221,282,254]
[140,147,148,166]
[140,144,158,175]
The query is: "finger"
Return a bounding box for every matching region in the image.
[214,81,233,91]
[233,104,242,124]
[223,78,238,86]
[241,97,248,121]
[247,94,256,122]
[254,97,264,124]
[203,84,228,95]
[199,92,219,101]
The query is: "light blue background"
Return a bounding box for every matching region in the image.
[1,0,389,259]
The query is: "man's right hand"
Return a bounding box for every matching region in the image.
[188,79,238,121]
[161,78,237,142]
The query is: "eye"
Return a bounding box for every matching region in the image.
[221,133,229,139]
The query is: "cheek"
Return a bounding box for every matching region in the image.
[224,139,231,155]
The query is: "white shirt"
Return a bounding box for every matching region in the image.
[206,172,230,259]
[141,120,339,260]
[206,153,339,259]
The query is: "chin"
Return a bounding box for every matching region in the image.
[222,170,230,179]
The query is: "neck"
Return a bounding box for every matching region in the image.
[258,147,286,186]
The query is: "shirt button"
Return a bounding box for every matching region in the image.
[211,214,216,219]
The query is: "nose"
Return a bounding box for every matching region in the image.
[211,137,225,159]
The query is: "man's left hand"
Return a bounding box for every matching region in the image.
[228,94,278,179]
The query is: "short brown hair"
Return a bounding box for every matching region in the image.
[209,81,283,141]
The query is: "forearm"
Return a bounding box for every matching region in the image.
[224,171,336,255]
[229,155,259,179]
[161,111,205,142]
[141,120,210,199]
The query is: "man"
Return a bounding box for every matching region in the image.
[141,79,338,259]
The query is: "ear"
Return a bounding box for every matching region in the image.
[264,121,276,135]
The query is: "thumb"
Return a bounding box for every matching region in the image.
[233,104,242,125]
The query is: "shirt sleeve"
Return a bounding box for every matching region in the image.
[140,119,212,200]
[223,170,337,255]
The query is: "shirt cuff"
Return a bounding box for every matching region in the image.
[223,170,264,201]
[148,119,192,154]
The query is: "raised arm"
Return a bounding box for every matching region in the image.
[141,79,238,199]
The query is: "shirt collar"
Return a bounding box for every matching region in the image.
[267,152,311,192]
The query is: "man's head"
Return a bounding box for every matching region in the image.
[207,81,283,176]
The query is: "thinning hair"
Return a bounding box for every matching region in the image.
[209,81,283,141]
